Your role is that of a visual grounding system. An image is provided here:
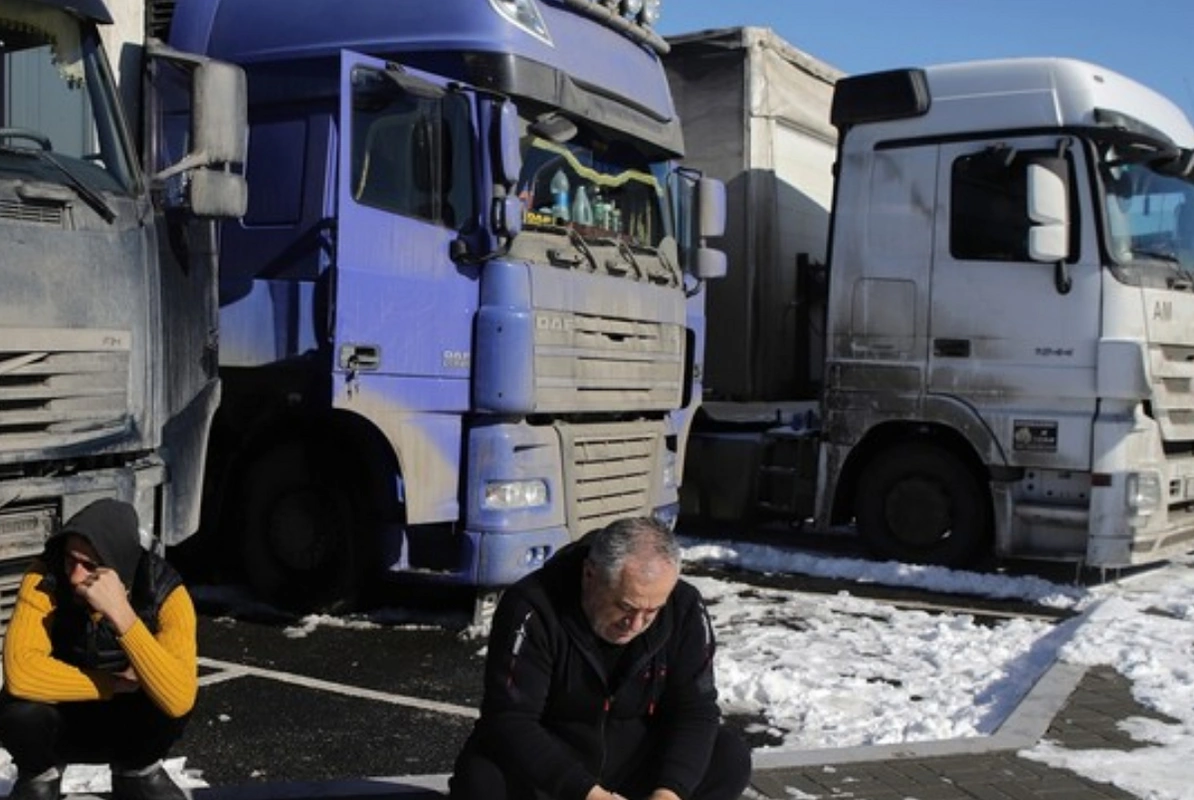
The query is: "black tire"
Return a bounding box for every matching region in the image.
[239,439,365,613]
[854,443,991,567]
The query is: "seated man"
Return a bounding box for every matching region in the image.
[450,517,751,800]
[0,499,198,800]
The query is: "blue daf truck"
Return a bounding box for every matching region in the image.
[0,0,245,624]
[161,0,726,612]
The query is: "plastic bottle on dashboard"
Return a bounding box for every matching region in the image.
[591,189,609,229]
[550,170,571,222]
[572,185,594,225]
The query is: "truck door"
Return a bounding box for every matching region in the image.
[332,51,479,413]
[927,138,1099,471]
[330,51,481,525]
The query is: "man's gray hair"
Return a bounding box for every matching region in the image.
[586,517,681,585]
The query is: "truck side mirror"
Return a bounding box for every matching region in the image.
[189,170,250,219]
[1027,160,1069,262]
[494,101,523,188]
[698,177,726,238]
[493,194,524,239]
[193,61,249,167]
[146,40,248,219]
[695,177,727,279]
[695,247,727,280]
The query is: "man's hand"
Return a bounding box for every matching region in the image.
[646,792,682,800]
[585,786,628,800]
[75,567,138,634]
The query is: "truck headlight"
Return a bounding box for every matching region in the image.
[1126,471,1162,517]
[484,479,549,511]
[662,451,678,489]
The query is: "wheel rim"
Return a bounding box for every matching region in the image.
[883,476,953,548]
[262,484,349,577]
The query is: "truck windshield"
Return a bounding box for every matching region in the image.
[517,134,670,250]
[1099,140,1194,286]
[0,1,136,196]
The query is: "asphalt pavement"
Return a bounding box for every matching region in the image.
[185,659,1158,800]
[180,595,1162,800]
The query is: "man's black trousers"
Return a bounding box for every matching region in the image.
[0,691,189,775]
[450,726,752,800]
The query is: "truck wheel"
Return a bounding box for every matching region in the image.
[855,444,991,568]
[240,440,362,613]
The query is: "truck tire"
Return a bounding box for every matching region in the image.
[240,439,363,613]
[854,443,991,568]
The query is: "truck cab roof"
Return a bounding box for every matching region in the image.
[835,57,1194,149]
[168,0,683,156]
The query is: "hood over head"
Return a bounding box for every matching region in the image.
[50,499,144,587]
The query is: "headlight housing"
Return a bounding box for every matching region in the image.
[483,479,549,511]
[661,450,678,489]
[1126,471,1162,517]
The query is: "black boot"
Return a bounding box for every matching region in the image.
[10,767,61,800]
[110,763,189,800]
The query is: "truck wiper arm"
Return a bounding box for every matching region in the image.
[615,239,647,281]
[5,146,116,223]
[565,226,600,272]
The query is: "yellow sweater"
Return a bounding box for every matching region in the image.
[2,563,198,718]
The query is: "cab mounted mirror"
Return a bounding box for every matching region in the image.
[696,177,727,280]
[495,100,523,188]
[698,177,726,238]
[1027,160,1070,263]
[145,40,248,219]
[192,61,249,166]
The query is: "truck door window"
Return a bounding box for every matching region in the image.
[950,147,1076,263]
[349,67,474,230]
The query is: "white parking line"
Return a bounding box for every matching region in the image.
[197,656,480,719]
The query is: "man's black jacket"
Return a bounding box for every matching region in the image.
[465,539,721,800]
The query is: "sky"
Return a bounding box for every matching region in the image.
[656,0,1194,117]
[2,540,1191,799]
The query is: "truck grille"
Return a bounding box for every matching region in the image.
[0,331,132,454]
[534,311,684,413]
[559,421,662,537]
[0,199,64,226]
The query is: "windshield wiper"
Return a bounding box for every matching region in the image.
[1,145,116,223]
[564,226,600,272]
[530,220,599,271]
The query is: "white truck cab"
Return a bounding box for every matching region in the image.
[822,58,1194,567]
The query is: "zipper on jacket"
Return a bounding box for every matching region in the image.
[598,694,613,780]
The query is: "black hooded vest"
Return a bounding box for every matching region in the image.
[42,551,183,673]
